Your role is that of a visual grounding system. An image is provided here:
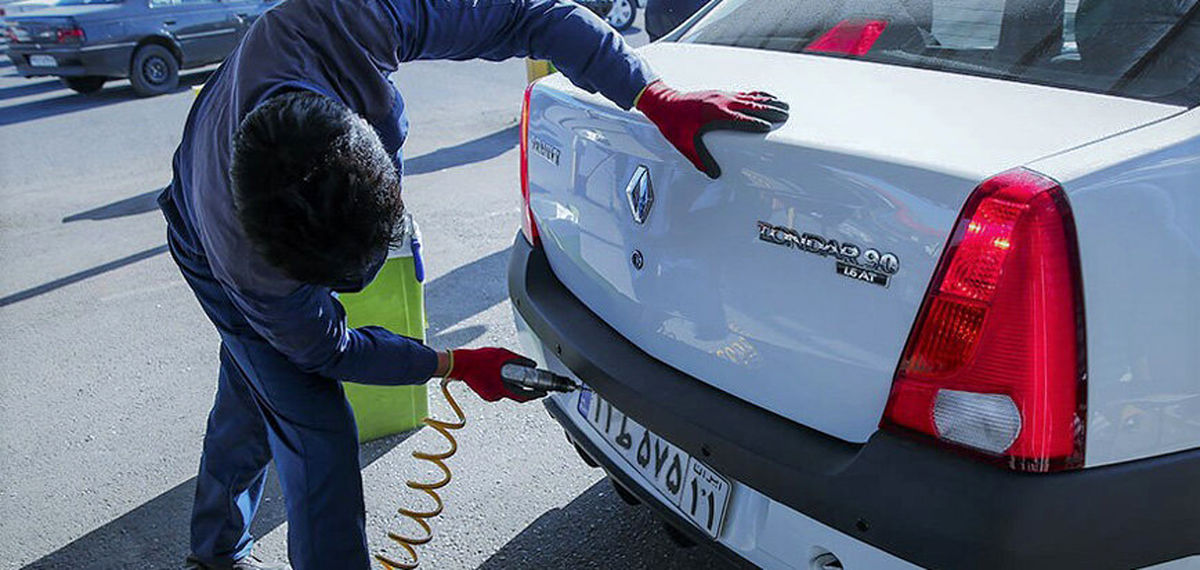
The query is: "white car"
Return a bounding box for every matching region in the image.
[509,0,1199,568]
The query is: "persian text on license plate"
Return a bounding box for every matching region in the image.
[577,389,730,538]
[29,55,56,67]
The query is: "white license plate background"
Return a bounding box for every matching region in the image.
[29,55,56,67]
[577,389,730,538]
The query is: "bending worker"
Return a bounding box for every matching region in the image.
[159,0,788,568]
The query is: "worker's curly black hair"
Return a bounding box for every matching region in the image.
[231,90,403,287]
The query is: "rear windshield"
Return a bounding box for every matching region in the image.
[677,0,1200,106]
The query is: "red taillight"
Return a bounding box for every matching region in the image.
[882,168,1086,472]
[519,81,540,246]
[805,19,888,56]
[57,26,85,43]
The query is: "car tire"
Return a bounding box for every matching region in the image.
[61,76,107,95]
[606,0,637,31]
[129,44,179,97]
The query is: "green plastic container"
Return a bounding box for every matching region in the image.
[526,59,557,82]
[338,254,429,442]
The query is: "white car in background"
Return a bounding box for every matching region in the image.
[508,0,1200,569]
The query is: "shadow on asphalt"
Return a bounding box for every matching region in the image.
[477,480,735,569]
[19,431,415,570]
[0,77,64,101]
[4,246,510,566]
[0,69,213,127]
[404,125,518,176]
[423,249,510,349]
[63,188,162,223]
[0,244,169,308]
[5,237,722,568]
[61,125,521,223]
[0,236,507,339]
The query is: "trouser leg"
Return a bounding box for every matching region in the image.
[224,339,371,570]
[164,208,370,569]
[190,344,272,564]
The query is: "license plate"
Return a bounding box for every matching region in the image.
[577,389,731,538]
[29,55,56,67]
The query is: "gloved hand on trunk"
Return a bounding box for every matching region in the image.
[636,80,789,179]
[447,347,541,403]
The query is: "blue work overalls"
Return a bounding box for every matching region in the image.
[158,0,653,568]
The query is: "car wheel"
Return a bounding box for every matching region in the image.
[129,44,179,97]
[61,76,107,95]
[606,0,636,31]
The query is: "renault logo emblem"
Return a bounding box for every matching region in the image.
[624,165,654,224]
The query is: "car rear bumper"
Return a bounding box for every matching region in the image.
[537,378,918,570]
[542,394,757,569]
[508,235,1200,570]
[7,43,132,78]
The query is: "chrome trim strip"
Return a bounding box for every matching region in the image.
[176,28,236,40]
[79,42,138,52]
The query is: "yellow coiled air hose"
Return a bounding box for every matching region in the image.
[374,364,575,569]
[375,378,465,570]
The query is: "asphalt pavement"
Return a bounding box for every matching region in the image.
[0,16,735,570]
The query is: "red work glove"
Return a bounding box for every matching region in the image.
[636,80,789,179]
[447,347,541,403]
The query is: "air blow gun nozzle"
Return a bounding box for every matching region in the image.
[500,362,579,394]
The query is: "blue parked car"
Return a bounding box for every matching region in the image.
[5,0,277,96]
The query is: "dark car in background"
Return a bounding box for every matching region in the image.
[4,0,275,96]
[645,0,706,40]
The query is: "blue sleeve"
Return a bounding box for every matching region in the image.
[225,282,438,385]
[383,0,657,109]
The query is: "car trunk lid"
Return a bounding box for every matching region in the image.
[7,17,72,45]
[525,43,1182,442]
[6,6,118,44]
